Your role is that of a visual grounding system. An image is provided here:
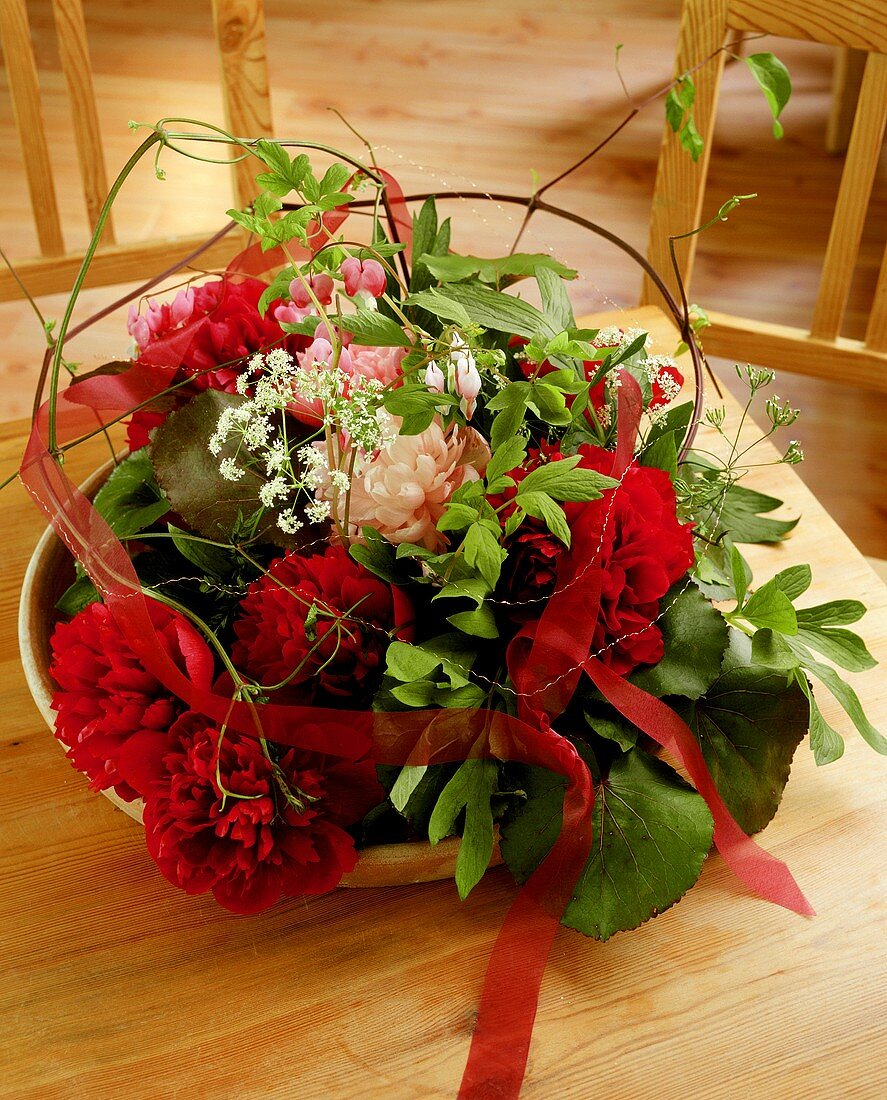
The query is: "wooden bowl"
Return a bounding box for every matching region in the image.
[18,461,501,889]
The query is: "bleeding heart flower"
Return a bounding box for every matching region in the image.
[341,258,387,298]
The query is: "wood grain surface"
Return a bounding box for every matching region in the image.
[1,306,884,1098]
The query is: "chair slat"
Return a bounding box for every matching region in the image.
[865,243,887,353]
[212,0,273,209]
[727,0,887,52]
[0,0,65,257]
[811,53,887,341]
[641,0,729,308]
[51,0,115,242]
[704,309,887,391]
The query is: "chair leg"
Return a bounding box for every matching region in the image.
[826,48,867,154]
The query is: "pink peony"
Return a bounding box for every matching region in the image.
[342,420,490,551]
[348,344,406,386]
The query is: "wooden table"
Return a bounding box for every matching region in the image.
[2,307,885,1099]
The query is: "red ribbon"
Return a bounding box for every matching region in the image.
[21,275,811,1100]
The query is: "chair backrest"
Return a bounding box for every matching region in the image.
[0,0,272,301]
[641,0,887,391]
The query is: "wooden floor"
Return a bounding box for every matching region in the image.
[1,0,885,554]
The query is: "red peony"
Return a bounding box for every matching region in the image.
[117,711,381,913]
[49,600,215,800]
[232,547,414,701]
[125,277,306,450]
[496,444,694,674]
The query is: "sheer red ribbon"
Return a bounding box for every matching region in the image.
[21,223,809,1100]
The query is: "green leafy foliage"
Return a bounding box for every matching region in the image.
[383,633,486,709]
[416,252,577,287]
[428,758,499,900]
[665,75,705,162]
[675,664,809,833]
[631,583,728,700]
[745,53,792,138]
[331,309,412,347]
[535,265,575,330]
[705,478,799,544]
[55,574,100,616]
[92,449,170,538]
[500,749,714,940]
[408,281,551,339]
[382,384,458,435]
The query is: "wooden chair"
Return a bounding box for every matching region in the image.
[641,0,887,392]
[0,0,271,302]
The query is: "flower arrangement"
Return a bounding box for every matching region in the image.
[13,47,884,1099]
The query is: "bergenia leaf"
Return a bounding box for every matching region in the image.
[675,664,809,833]
[500,749,713,940]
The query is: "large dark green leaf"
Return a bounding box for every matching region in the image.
[151,391,287,545]
[500,749,713,940]
[674,664,809,833]
[631,583,728,700]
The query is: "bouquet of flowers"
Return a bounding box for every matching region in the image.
[15,55,883,1098]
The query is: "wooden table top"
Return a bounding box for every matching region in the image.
[1,306,885,1099]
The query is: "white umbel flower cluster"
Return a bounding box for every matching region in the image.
[210,345,397,535]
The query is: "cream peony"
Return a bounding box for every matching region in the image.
[340,420,490,551]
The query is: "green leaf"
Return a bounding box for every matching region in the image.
[92,449,169,538]
[631,583,728,700]
[389,765,427,813]
[517,491,571,546]
[731,545,749,608]
[641,431,678,478]
[665,88,685,133]
[448,605,499,639]
[500,750,713,940]
[463,523,506,588]
[55,574,100,616]
[535,265,575,329]
[422,281,551,339]
[518,457,616,501]
[679,116,704,161]
[526,381,571,426]
[428,759,499,900]
[167,524,237,579]
[348,528,404,584]
[796,600,865,628]
[797,654,887,756]
[674,664,809,833]
[383,385,456,435]
[771,564,811,602]
[741,579,798,634]
[332,309,411,347]
[791,625,876,673]
[717,482,799,544]
[385,633,476,689]
[417,252,577,287]
[794,672,844,766]
[485,436,527,487]
[746,53,792,139]
[405,287,473,328]
[750,628,799,671]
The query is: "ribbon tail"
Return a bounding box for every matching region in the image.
[584,657,814,917]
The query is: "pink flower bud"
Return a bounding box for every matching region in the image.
[170,288,194,326]
[145,298,164,335]
[425,362,446,393]
[341,257,387,299]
